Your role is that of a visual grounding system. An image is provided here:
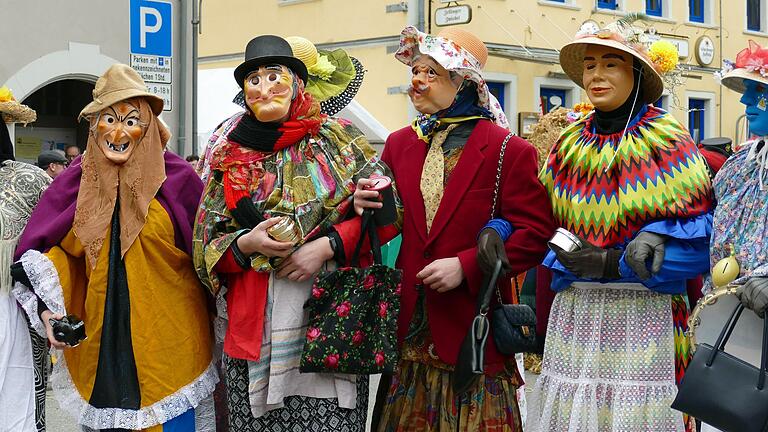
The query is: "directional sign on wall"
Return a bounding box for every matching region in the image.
[130,0,173,111]
[435,4,472,27]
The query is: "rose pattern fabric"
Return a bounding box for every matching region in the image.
[301,263,402,374]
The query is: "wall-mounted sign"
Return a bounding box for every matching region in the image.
[435,4,472,27]
[130,0,173,111]
[695,35,715,66]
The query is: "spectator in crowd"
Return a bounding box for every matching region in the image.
[36,150,67,179]
[64,143,80,164]
[186,154,199,166]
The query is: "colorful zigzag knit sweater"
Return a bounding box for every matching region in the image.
[539,105,713,248]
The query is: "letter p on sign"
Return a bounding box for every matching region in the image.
[140,7,162,48]
[130,0,172,57]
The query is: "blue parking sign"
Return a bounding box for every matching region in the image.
[130,0,172,57]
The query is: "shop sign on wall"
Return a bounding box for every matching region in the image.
[435,4,472,27]
[695,36,715,66]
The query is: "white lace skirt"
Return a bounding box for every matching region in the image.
[533,283,684,432]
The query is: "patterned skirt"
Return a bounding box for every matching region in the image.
[224,355,368,432]
[377,283,523,432]
[30,324,47,432]
[377,359,522,432]
[533,283,686,432]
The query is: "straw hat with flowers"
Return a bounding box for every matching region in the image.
[559,14,681,105]
[0,86,36,125]
[717,40,768,94]
[233,36,366,116]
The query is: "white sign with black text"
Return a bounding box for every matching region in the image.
[145,83,172,111]
[130,54,172,84]
[435,5,472,27]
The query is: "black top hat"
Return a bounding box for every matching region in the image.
[234,35,309,88]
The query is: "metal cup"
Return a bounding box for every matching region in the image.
[267,216,300,245]
[547,228,582,253]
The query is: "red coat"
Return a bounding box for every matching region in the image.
[382,119,555,374]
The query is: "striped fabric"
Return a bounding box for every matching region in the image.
[540,106,713,248]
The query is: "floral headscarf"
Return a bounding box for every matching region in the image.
[394,26,509,129]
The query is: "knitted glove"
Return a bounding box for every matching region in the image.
[625,232,666,280]
[737,277,768,318]
[554,237,621,280]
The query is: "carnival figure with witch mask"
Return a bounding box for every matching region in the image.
[193,35,400,431]
[532,19,714,431]
[11,64,216,431]
[691,40,768,432]
[354,26,554,431]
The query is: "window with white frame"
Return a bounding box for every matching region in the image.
[277,0,318,5]
[596,0,619,10]
[485,72,518,133]
[747,0,767,32]
[689,0,713,24]
[686,91,715,143]
[534,76,580,115]
[539,0,578,6]
[647,0,662,16]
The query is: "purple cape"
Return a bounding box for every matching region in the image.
[15,152,202,259]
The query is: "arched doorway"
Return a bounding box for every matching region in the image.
[13,79,95,164]
[3,42,119,164]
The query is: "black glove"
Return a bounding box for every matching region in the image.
[477,228,512,275]
[554,237,621,280]
[737,277,768,318]
[625,232,666,280]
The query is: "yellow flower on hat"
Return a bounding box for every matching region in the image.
[0,86,14,103]
[649,40,679,74]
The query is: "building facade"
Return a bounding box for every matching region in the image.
[1,0,195,161]
[199,0,768,146]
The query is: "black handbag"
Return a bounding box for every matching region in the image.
[492,286,537,355]
[487,132,537,356]
[454,259,503,395]
[671,302,768,432]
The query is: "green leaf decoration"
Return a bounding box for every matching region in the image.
[305,49,356,101]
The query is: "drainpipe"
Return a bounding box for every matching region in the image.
[405,0,425,120]
[177,0,187,157]
[191,0,201,156]
[719,0,723,138]
[407,0,424,31]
